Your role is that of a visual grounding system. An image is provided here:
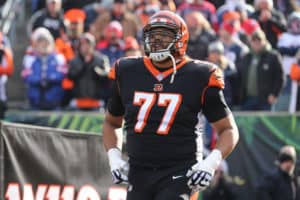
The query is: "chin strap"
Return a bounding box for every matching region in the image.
[150,52,178,84]
[168,53,176,84]
[148,41,178,84]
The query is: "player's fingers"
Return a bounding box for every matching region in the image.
[112,170,124,184]
[186,169,193,177]
[122,162,129,172]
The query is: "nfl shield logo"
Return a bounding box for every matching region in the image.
[153,83,163,92]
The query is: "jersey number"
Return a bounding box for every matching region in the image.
[133,92,182,135]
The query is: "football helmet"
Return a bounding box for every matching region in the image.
[143,10,189,62]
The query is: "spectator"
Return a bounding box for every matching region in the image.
[83,2,107,32]
[63,33,111,110]
[207,41,237,108]
[160,0,177,11]
[218,20,249,66]
[203,160,238,200]
[273,0,299,18]
[184,11,217,60]
[124,36,142,57]
[28,0,65,40]
[177,0,218,31]
[0,32,13,119]
[96,21,125,66]
[250,0,287,49]
[173,0,185,8]
[221,10,255,46]
[62,0,97,11]
[237,29,284,110]
[21,28,67,110]
[135,0,161,27]
[219,10,252,64]
[91,0,140,42]
[289,50,300,112]
[256,145,299,200]
[208,0,225,9]
[55,8,86,62]
[135,0,175,27]
[216,0,255,25]
[274,12,300,112]
[31,0,45,12]
[240,18,261,46]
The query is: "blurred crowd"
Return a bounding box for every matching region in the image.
[2,0,300,116]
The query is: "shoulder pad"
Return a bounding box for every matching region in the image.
[208,65,224,89]
[190,60,225,89]
[108,56,144,80]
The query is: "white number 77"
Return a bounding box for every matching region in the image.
[133,91,182,135]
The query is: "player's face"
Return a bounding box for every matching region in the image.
[147,27,175,52]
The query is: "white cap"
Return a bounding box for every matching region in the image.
[31,27,54,44]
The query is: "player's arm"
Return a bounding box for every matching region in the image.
[103,112,123,150]
[102,64,128,184]
[187,67,239,192]
[103,112,129,184]
[210,112,239,159]
[103,61,124,151]
[187,87,239,191]
[203,66,239,159]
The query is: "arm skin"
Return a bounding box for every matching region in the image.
[102,112,123,151]
[210,113,239,159]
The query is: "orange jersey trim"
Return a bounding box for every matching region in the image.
[201,67,225,105]
[108,59,121,80]
[108,66,116,80]
[208,67,224,89]
[143,56,188,81]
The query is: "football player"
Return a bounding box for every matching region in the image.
[102,10,239,200]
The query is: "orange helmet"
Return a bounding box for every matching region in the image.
[143,10,189,62]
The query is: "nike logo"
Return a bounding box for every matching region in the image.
[172,175,183,180]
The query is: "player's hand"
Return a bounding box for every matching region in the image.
[186,149,222,192]
[107,148,129,184]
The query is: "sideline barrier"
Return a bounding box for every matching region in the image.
[4,111,300,200]
[0,121,126,200]
[5,111,106,134]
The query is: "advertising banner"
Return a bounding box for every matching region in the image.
[0,121,124,200]
[3,112,300,199]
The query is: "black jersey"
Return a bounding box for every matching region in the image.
[107,56,230,167]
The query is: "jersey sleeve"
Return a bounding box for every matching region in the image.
[207,66,225,89]
[106,60,125,116]
[202,66,230,122]
[202,87,231,122]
